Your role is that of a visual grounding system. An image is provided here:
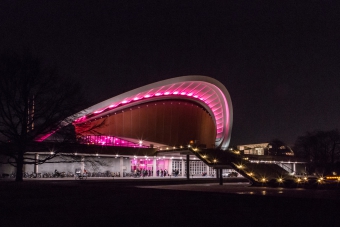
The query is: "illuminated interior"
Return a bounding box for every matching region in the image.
[76,100,216,149]
[81,135,148,148]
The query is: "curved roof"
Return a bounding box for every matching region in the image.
[74,75,233,150]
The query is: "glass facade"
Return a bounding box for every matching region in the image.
[80,135,148,148]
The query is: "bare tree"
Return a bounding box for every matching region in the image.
[0,50,88,181]
[294,129,340,173]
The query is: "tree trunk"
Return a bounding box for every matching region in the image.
[15,153,24,182]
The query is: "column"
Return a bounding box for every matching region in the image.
[219,169,223,185]
[206,164,209,176]
[34,153,39,173]
[153,158,157,177]
[181,158,185,177]
[293,163,296,174]
[168,158,173,176]
[186,154,190,180]
[120,157,124,177]
[80,156,85,173]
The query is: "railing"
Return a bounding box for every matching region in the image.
[277,163,294,173]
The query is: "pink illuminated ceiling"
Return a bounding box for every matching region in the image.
[73,76,233,150]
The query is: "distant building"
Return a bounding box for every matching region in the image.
[237,143,294,156]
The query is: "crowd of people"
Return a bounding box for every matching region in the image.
[131,168,181,177]
[156,169,169,177]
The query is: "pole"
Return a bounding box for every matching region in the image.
[186,154,190,180]
[219,169,223,185]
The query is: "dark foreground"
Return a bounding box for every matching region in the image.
[1,179,340,227]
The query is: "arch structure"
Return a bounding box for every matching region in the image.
[42,75,233,150]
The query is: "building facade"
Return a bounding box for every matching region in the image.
[1,76,235,177]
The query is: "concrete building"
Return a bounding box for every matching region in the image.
[1,75,234,177]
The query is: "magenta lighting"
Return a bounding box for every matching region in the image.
[40,76,233,150]
[82,135,148,148]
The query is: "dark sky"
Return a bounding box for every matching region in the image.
[1,1,340,146]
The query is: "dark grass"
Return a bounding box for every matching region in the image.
[0,180,339,227]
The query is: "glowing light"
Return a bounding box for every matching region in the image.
[79,135,148,148]
[173,91,179,94]
[180,92,186,95]
[144,94,151,98]
[133,97,140,101]
[155,93,162,96]
[164,92,170,95]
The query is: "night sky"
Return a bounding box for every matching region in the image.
[1,1,339,146]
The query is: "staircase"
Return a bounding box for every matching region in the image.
[191,148,297,186]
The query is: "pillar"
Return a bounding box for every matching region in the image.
[120,157,124,177]
[80,156,85,173]
[153,158,157,177]
[219,169,223,185]
[34,153,39,173]
[186,154,190,180]
[293,163,296,174]
[168,158,173,176]
[181,158,185,177]
[206,164,209,176]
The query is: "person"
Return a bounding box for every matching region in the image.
[54,169,59,177]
